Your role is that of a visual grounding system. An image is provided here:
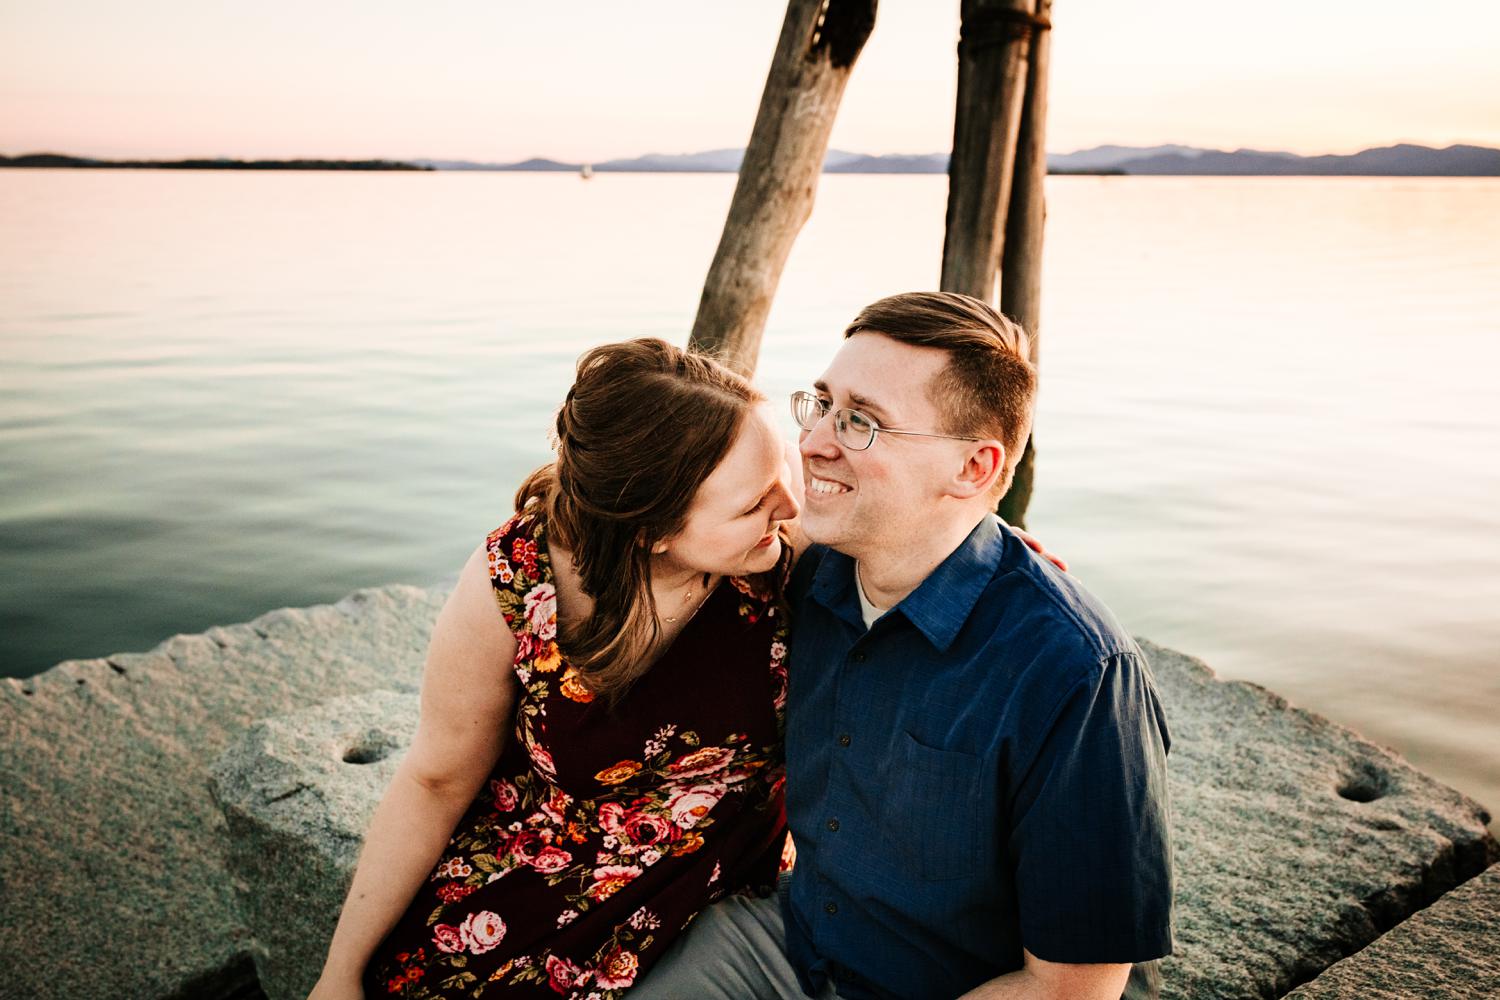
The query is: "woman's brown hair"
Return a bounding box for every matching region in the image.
[513,338,764,701]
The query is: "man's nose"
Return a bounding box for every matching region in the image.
[798,417,839,459]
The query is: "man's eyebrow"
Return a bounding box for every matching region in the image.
[847,391,894,423]
[814,380,895,422]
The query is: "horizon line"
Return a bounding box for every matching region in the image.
[7,138,1500,167]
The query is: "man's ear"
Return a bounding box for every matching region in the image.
[948,440,1005,500]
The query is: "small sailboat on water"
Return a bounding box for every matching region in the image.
[580,163,593,180]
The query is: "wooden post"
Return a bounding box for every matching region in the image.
[688,0,877,376]
[1000,0,1050,342]
[996,0,1051,527]
[940,0,1037,302]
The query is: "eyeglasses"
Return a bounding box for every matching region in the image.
[789,390,981,452]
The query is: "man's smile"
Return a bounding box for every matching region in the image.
[806,474,853,497]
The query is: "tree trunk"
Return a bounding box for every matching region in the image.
[940,0,1037,303]
[996,0,1051,528]
[688,0,877,376]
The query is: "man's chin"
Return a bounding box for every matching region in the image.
[799,510,844,548]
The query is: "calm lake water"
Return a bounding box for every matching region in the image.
[3,170,1498,820]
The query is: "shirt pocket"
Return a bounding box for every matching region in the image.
[882,731,984,882]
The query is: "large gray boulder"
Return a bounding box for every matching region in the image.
[1141,640,1497,999]
[0,586,445,1000]
[1282,863,1499,998]
[207,639,1497,1000]
[211,690,419,1000]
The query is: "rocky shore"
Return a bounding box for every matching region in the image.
[1,585,1495,1000]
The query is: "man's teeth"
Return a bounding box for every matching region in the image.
[809,477,852,495]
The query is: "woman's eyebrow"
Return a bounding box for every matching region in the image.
[745,479,777,508]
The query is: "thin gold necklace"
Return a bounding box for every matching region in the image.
[663,572,712,623]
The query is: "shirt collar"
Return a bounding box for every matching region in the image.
[809,547,866,634]
[809,515,1009,652]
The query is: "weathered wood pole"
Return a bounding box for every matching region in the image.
[939,0,1037,302]
[941,0,1050,527]
[996,0,1052,526]
[688,0,877,376]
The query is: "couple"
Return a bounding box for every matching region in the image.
[312,292,1173,1000]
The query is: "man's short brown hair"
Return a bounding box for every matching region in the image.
[843,291,1036,496]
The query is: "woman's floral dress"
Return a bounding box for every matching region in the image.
[363,510,790,998]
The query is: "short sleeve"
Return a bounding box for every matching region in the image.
[1008,651,1174,964]
[483,513,551,635]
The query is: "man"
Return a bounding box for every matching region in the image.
[637,292,1173,1000]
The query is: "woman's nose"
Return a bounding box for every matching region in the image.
[772,482,800,521]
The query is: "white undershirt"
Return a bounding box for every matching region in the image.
[854,561,888,629]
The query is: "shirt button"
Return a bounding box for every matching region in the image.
[853,651,867,663]
[826,818,840,832]
[838,734,851,747]
[824,901,839,915]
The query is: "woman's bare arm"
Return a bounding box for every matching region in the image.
[310,544,520,999]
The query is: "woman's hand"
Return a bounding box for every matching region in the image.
[1012,526,1068,573]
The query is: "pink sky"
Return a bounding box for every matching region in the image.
[3,1,1498,161]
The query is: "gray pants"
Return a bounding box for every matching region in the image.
[631,876,831,1000]
[631,877,1161,1000]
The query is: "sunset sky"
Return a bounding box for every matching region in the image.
[3,0,1498,162]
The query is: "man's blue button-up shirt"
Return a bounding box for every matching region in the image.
[782,516,1173,1000]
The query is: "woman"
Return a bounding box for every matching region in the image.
[312,339,802,999]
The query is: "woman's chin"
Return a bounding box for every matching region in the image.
[742,538,782,574]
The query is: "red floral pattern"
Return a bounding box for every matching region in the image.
[364,511,790,998]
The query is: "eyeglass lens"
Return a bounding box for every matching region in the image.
[835,409,875,449]
[791,392,876,450]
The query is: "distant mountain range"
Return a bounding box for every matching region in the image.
[417,143,1500,177]
[7,144,1498,176]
